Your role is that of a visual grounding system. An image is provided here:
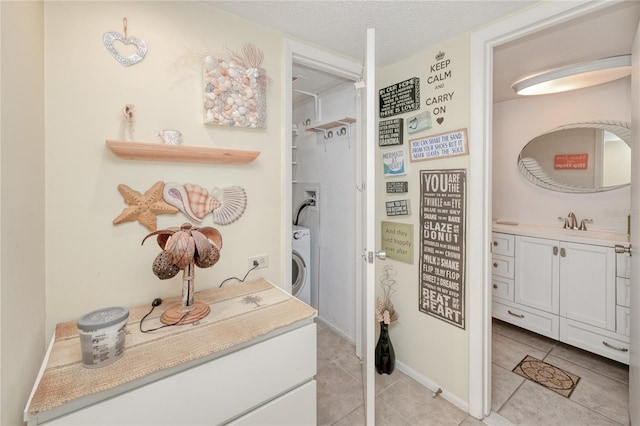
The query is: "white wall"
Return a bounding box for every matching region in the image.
[44,2,284,335]
[493,78,631,232]
[377,35,471,405]
[0,2,46,425]
[293,83,357,339]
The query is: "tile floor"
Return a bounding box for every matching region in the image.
[316,321,482,426]
[316,319,630,425]
[491,318,629,426]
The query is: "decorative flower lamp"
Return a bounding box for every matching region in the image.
[142,223,222,325]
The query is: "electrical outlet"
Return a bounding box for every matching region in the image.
[249,255,269,270]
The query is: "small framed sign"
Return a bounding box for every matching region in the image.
[383,149,406,177]
[410,128,468,162]
[407,111,432,134]
[554,153,588,170]
[379,77,420,118]
[386,199,411,216]
[381,221,414,264]
[386,181,408,193]
[379,118,404,146]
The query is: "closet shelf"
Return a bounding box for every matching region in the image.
[306,117,356,133]
[106,140,260,165]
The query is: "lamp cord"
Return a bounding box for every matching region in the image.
[139,299,189,333]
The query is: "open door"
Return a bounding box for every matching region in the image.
[284,32,376,424]
[628,18,640,426]
[360,28,377,424]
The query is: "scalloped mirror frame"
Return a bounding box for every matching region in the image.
[517,120,631,193]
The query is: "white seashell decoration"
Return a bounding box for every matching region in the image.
[210,186,248,225]
[184,183,220,219]
[162,182,247,225]
[163,182,201,223]
[202,44,267,128]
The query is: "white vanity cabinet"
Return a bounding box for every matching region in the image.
[491,233,515,302]
[492,228,630,364]
[493,234,560,339]
[515,236,560,315]
[559,242,616,331]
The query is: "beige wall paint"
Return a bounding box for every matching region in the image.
[44,1,283,334]
[1,1,46,425]
[4,1,482,421]
[377,35,471,404]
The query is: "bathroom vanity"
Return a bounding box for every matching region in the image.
[492,222,631,364]
[25,279,317,425]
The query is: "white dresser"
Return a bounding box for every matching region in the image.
[25,279,317,425]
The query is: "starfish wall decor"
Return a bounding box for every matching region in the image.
[113,181,179,231]
[114,181,248,231]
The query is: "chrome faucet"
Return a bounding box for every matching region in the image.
[568,212,578,230]
[579,218,593,231]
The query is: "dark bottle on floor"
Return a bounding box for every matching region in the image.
[375,322,395,374]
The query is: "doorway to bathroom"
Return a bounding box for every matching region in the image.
[469,1,640,422]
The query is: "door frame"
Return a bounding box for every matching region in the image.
[282,38,363,336]
[468,0,618,418]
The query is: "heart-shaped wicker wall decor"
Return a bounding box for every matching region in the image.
[103,31,147,67]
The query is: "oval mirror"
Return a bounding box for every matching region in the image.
[517,121,631,193]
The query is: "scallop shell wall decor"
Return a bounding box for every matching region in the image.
[163,182,247,225]
[202,47,267,128]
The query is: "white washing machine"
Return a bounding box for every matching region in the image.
[292,225,311,305]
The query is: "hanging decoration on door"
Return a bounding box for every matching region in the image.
[379,118,404,146]
[425,51,454,126]
[382,149,406,177]
[379,77,420,118]
[419,169,466,329]
[410,128,468,162]
[381,221,413,264]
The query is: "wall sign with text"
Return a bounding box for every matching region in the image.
[379,118,404,146]
[385,199,411,216]
[554,153,588,170]
[410,128,468,162]
[379,77,420,118]
[419,169,466,329]
[381,221,414,264]
[386,181,408,193]
[383,149,406,177]
[425,51,455,127]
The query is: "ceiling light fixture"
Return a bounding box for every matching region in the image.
[512,55,631,96]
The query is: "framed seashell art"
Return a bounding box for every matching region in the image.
[202,44,267,129]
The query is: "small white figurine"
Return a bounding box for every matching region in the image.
[122,104,135,141]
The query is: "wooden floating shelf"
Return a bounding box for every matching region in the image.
[306,117,356,133]
[106,140,260,165]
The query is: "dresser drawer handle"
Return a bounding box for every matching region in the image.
[508,310,524,318]
[602,341,628,352]
[493,241,498,246]
[493,284,498,289]
[493,263,498,268]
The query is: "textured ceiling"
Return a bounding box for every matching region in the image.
[206,1,640,103]
[206,1,536,67]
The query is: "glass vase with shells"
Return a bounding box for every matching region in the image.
[142,223,222,325]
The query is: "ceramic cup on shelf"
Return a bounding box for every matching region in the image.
[157,129,183,145]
